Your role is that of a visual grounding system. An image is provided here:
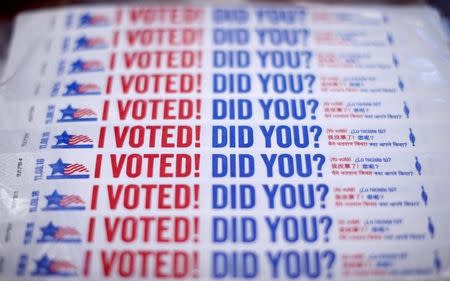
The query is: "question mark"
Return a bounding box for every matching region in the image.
[309,126,322,148]
[313,154,326,177]
[304,51,312,69]
[320,216,333,242]
[322,250,336,278]
[304,74,316,93]
[307,99,319,120]
[316,184,329,208]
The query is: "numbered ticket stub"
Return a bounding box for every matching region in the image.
[1,4,450,281]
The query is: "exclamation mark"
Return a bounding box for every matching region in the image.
[197,51,202,68]
[102,100,110,120]
[90,185,99,210]
[94,154,102,178]
[192,251,199,278]
[194,154,200,177]
[87,217,95,242]
[193,217,199,243]
[196,74,202,94]
[195,126,201,147]
[98,127,106,148]
[193,184,199,209]
[83,250,91,276]
[109,53,116,70]
[112,31,119,47]
[114,8,123,25]
[196,29,203,45]
[196,100,202,119]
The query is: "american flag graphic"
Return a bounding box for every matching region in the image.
[64,164,89,175]
[50,260,77,273]
[75,36,107,51]
[69,134,93,145]
[38,221,81,243]
[73,108,96,119]
[91,15,108,23]
[86,37,106,47]
[55,227,80,240]
[60,194,85,207]
[79,13,110,27]
[32,254,78,276]
[58,105,97,123]
[47,159,90,179]
[63,81,101,97]
[70,59,104,73]
[81,60,103,71]
[52,131,94,149]
[78,83,99,93]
